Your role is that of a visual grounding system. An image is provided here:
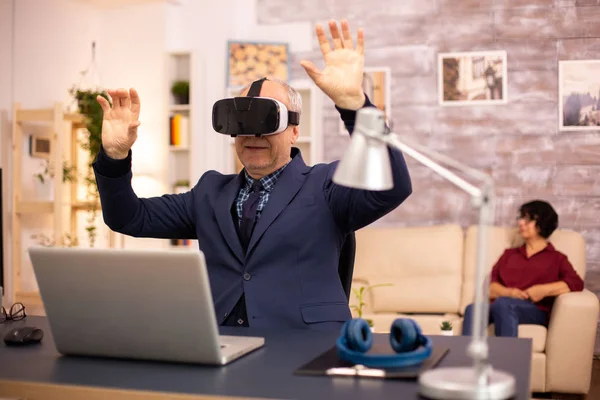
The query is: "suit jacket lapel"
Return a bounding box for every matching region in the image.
[215,173,245,263]
[247,150,310,256]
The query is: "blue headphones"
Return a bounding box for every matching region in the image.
[336,318,432,368]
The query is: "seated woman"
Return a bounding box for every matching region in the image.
[461,200,584,337]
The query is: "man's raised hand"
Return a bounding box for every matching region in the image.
[300,19,365,110]
[96,88,141,160]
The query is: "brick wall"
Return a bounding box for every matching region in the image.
[257,0,600,350]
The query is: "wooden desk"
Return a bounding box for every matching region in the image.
[0,316,532,399]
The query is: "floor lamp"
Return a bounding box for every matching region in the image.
[332,107,516,399]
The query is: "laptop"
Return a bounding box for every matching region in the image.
[28,246,264,365]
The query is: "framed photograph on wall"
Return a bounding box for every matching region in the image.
[340,67,391,135]
[558,59,600,131]
[29,134,51,159]
[438,50,507,106]
[226,41,289,88]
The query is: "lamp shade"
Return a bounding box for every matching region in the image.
[332,107,393,191]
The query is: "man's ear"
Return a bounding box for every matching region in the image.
[290,126,299,144]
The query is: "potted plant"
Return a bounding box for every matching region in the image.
[33,159,76,201]
[440,321,453,336]
[171,80,189,105]
[350,283,393,331]
[31,232,79,247]
[69,86,109,247]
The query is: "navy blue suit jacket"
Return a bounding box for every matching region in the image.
[93,99,412,331]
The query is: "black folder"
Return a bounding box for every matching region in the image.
[294,334,449,380]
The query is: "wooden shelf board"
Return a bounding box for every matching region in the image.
[16,201,102,213]
[168,50,190,57]
[16,108,54,122]
[169,145,189,152]
[16,110,86,125]
[64,113,85,123]
[170,104,190,111]
[16,201,54,214]
[71,201,102,211]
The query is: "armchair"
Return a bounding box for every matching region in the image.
[461,225,599,395]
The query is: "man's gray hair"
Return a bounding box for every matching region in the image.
[237,78,302,116]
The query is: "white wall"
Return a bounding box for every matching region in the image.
[12,1,101,107]
[96,1,171,250]
[0,1,13,112]
[98,2,168,179]
[0,0,168,299]
[0,0,15,305]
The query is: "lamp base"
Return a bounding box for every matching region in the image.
[418,366,516,400]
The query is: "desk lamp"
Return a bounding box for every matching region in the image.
[333,107,516,400]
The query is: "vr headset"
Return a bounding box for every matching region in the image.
[212,77,299,137]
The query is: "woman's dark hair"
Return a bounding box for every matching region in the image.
[519,200,558,238]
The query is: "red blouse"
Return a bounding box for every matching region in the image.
[490,243,584,313]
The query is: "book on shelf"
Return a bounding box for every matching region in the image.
[170,239,192,247]
[174,183,189,194]
[169,113,189,147]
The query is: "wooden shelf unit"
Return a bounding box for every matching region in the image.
[166,51,197,249]
[10,102,119,306]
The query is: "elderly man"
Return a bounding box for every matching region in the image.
[93,19,412,331]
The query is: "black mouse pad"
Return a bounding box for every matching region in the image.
[294,339,449,380]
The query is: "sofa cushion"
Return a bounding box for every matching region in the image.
[531,352,546,392]
[488,324,547,353]
[353,224,464,314]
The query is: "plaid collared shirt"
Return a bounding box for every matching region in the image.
[235,163,289,226]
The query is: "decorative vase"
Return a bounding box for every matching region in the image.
[174,93,189,105]
[440,330,453,336]
[34,179,53,202]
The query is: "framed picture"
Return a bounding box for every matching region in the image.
[558,59,600,131]
[226,41,289,88]
[438,50,507,106]
[340,67,391,134]
[29,134,51,159]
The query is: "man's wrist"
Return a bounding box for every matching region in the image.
[334,93,367,111]
[105,148,129,160]
[94,146,132,179]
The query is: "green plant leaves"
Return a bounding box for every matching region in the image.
[68,86,110,247]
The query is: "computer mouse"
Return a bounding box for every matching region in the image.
[3,326,44,346]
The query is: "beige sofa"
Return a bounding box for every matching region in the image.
[350,224,599,395]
